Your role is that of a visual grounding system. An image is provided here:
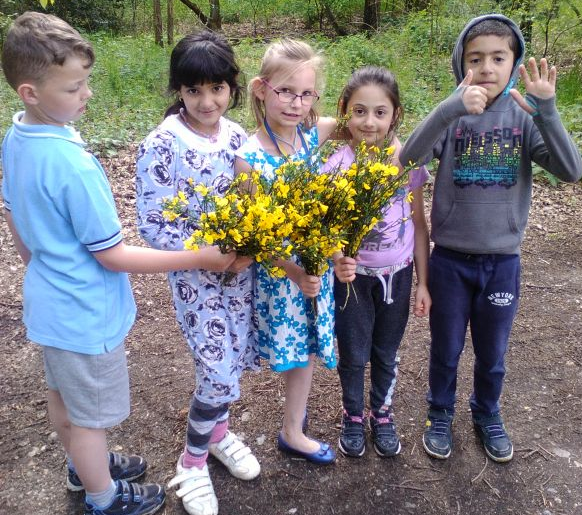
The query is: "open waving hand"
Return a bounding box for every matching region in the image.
[510,57,556,114]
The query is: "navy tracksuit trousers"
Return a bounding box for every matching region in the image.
[427,246,520,417]
[335,264,413,416]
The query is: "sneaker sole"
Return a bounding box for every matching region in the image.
[338,438,365,458]
[67,470,147,492]
[483,446,514,463]
[422,434,451,459]
[473,424,514,463]
[373,440,401,458]
[83,488,165,515]
[136,497,166,515]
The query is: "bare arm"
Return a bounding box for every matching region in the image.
[4,210,31,265]
[234,156,253,176]
[410,188,431,317]
[93,241,235,274]
[317,116,339,143]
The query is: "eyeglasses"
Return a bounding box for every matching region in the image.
[262,80,320,106]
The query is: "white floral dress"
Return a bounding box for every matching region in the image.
[235,126,336,372]
[136,114,259,404]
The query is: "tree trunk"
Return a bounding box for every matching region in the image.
[167,0,174,46]
[322,1,348,36]
[131,0,138,33]
[153,0,163,47]
[363,0,380,32]
[177,0,209,26]
[518,0,533,45]
[209,0,221,30]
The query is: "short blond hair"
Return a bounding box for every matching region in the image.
[249,39,324,129]
[1,11,94,90]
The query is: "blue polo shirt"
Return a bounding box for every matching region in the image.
[1,112,136,354]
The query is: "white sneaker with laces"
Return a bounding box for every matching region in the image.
[167,454,218,515]
[208,431,260,480]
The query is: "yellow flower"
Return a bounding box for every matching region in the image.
[215,197,229,208]
[162,210,179,222]
[229,228,243,243]
[194,184,210,196]
[184,236,199,251]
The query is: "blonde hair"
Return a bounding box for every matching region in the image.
[1,11,94,90]
[249,39,323,129]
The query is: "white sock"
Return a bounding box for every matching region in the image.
[85,480,117,508]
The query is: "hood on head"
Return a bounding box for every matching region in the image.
[451,13,525,94]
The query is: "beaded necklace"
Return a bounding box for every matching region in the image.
[179,108,221,143]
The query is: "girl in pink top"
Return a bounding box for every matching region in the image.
[325,66,431,458]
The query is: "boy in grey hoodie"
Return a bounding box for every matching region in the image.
[400,14,582,462]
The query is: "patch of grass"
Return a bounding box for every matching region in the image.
[0,32,173,156]
[557,65,582,106]
[77,33,172,155]
[1,17,579,166]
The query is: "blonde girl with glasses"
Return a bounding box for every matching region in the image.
[235,39,348,464]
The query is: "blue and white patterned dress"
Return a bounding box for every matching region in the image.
[136,114,259,405]
[235,126,336,373]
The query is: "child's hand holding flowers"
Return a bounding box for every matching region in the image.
[333,253,357,283]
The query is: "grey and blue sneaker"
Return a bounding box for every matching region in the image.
[84,480,165,515]
[473,413,513,463]
[422,408,453,459]
[68,452,147,492]
[369,410,401,457]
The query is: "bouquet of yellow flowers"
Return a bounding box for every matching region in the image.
[270,159,356,277]
[161,173,294,277]
[160,139,411,294]
[339,141,411,259]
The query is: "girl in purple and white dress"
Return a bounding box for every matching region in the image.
[136,31,259,515]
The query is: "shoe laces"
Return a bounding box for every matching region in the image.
[428,417,450,436]
[482,422,507,440]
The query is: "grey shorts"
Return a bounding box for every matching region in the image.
[43,343,130,429]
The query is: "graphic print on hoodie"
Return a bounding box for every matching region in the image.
[399,13,582,255]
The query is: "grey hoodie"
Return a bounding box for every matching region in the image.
[400,14,582,254]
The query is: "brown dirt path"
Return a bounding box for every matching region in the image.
[1,150,581,515]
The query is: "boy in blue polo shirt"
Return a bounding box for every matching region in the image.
[1,12,235,515]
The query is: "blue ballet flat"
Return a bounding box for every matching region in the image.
[277,433,336,464]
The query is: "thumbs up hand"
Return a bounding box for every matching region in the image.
[458,69,488,115]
